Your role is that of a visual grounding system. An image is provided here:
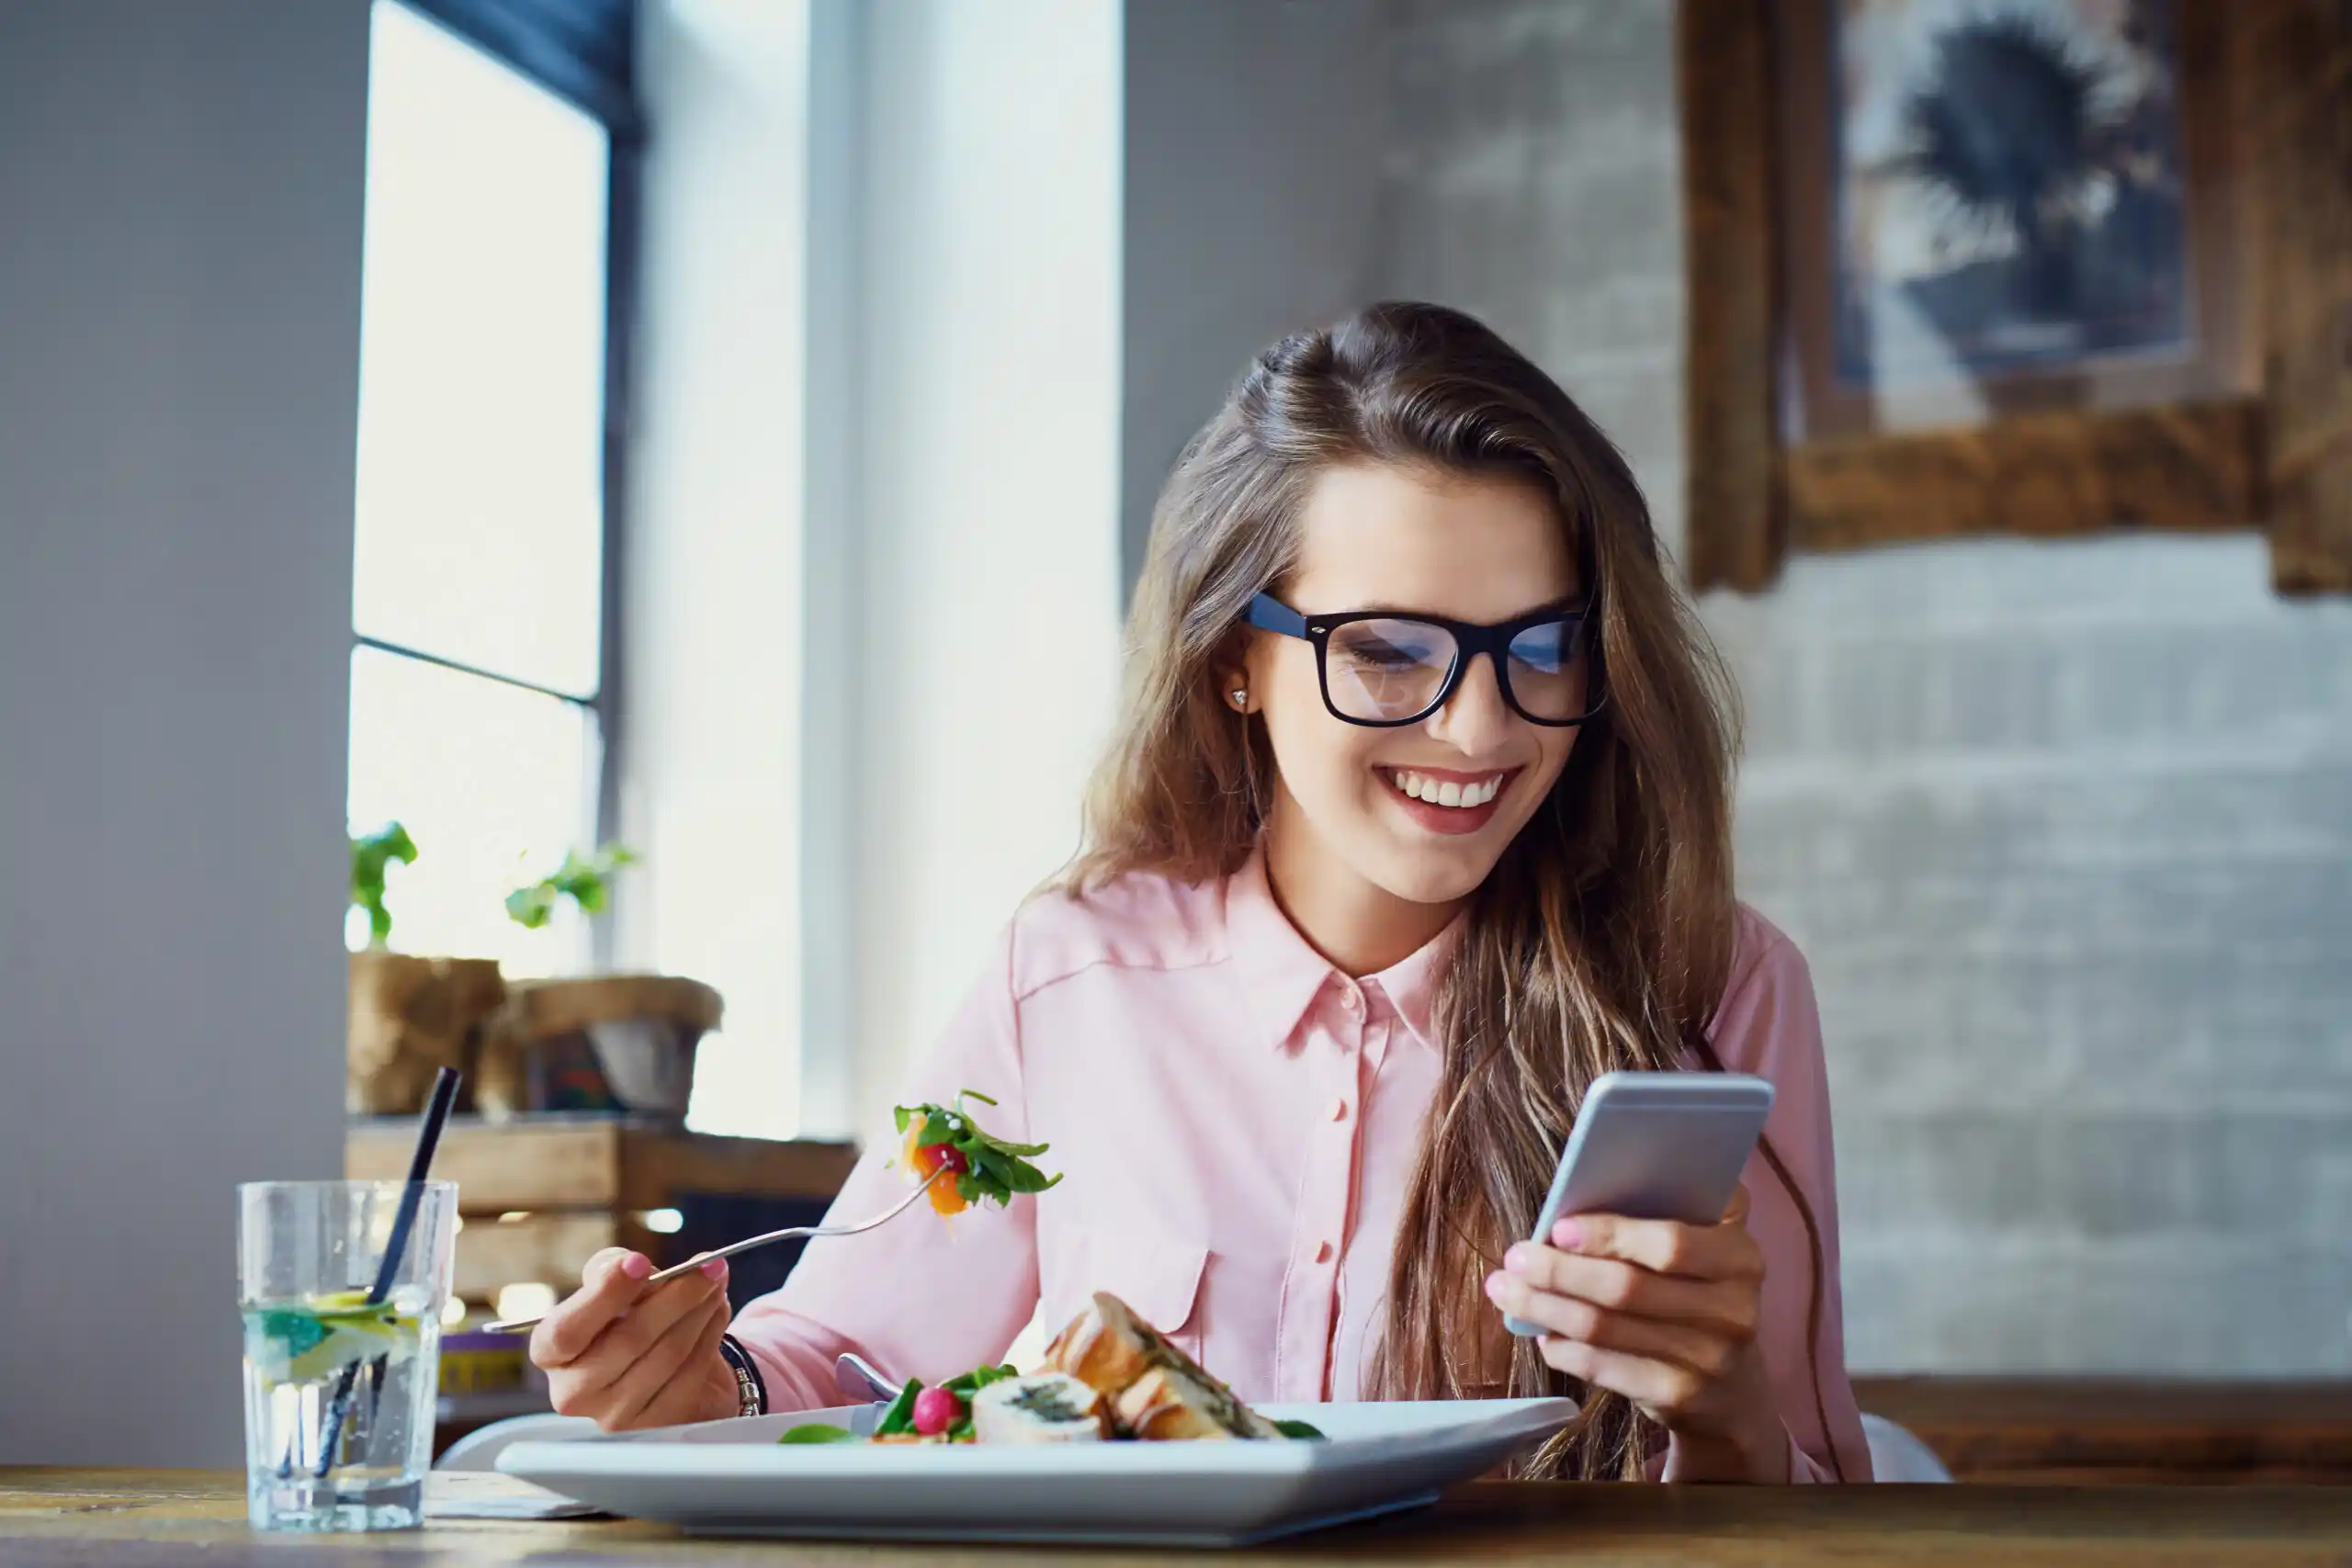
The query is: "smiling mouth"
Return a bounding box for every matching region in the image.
[1380,767,1513,810]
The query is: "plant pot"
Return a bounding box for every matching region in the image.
[474,974,723,1122]
[346,952,506,1115]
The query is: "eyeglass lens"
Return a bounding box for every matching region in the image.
[1322,616,1587,723]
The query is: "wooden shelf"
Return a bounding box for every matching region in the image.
[345,1115,856,1213]
[346,1116,858,1304]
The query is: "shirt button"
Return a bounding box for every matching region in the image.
[1338,985,1363,1013]
[1329,1097,1350,1122]
[1314,1240,1335,1264]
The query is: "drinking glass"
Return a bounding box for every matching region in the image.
[238,1179,457,1531]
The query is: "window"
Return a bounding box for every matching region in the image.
[347,0,636,975]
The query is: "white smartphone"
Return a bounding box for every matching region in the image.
[1503,1069,1775,1337]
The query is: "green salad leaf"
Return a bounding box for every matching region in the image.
[875,1378,923,1437]
[1272,1418,1327,1440]
[777,1424,856,1445]
[942,1363,1018,1396]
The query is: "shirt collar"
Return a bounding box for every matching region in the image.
[1221,845,1458,1055]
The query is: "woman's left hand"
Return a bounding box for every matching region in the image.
[1483,1185,1788,1483]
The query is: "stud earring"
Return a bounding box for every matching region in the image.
[1229,688,1249,711]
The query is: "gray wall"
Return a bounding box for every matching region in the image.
[1367,0,2352,1373]
[1121,0,1390,588]
[0,0,368,1461]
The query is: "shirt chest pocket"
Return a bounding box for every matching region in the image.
[1039,1228,1210,1364]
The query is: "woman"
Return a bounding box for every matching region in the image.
[528,301,1869,1483]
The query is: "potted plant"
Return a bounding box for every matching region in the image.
[473,845,722,1122]
[345,823,507,1116]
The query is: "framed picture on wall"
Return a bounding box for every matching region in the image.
[1679,0,2352,593]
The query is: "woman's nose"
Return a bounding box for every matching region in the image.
[1425,652,1518,750]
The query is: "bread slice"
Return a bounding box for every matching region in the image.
[1044,1291,1283,1441]
[1042,1292,1160,1397]
[970,1372,1107,1444]
[1108,1363,1270,1440]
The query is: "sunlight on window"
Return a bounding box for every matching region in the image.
[347,647,594,974]
[355,0,609,697]
[350,1,616,976]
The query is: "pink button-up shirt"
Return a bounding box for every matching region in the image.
[733,852,1870,1482]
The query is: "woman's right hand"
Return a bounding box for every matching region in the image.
[529,1248,742,1430]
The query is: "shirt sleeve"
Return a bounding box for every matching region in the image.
[728,919,1043,1413]
[1696,913,1873,1483]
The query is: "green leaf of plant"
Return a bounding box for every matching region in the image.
[955,1171,982,1205]
[777,1423,857,1444]
[916,1119,958,1148]
[506,841,637,930]
[956,1088,999,1108]
[504,886,554,930]
[892,1106,913,1135]
[1272,1418,1326,1440]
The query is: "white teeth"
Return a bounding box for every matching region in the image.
[1386,771,1505,808]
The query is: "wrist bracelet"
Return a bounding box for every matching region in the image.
[718,1334,767,1418]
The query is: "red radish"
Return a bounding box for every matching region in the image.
[911,1385,962,1437]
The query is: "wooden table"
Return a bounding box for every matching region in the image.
[1853,1378,2352,1485]
[6,1470,2352,1565]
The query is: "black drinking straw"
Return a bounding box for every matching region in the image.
[315,1066,459,1480]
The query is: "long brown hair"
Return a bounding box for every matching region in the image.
[1069,301,1827,1480]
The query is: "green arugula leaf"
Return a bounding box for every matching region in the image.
[1006,1163,1056,1195]
[876,1378,922,1436]
[777,1423,857,1444]
[970,1131,1052,1159]
[956,1088,1000,1107]
[941,1362,1017,1399]
[892,1106,912,1135]
[1272,1418,1327,1440]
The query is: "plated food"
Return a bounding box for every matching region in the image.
[780,1291,1320,1447]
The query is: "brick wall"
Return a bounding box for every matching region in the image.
[1369,0,2352,1373]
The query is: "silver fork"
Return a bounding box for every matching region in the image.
[482,1167,949,1334]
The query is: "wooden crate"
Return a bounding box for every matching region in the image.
[346,1115,857,1305]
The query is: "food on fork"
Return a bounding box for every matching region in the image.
[892,1089,1061,1217]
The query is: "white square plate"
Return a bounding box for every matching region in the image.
[497,1397,1577,1546]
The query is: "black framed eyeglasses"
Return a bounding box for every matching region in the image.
[1244,592,1605,728]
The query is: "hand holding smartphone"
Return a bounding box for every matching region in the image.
[1502,1070,1774,1337]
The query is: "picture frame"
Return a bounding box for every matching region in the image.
[1679,0,2352,594]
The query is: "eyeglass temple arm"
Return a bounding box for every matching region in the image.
[1245,593,1309,638]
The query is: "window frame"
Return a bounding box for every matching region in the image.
[354,0,644,960]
